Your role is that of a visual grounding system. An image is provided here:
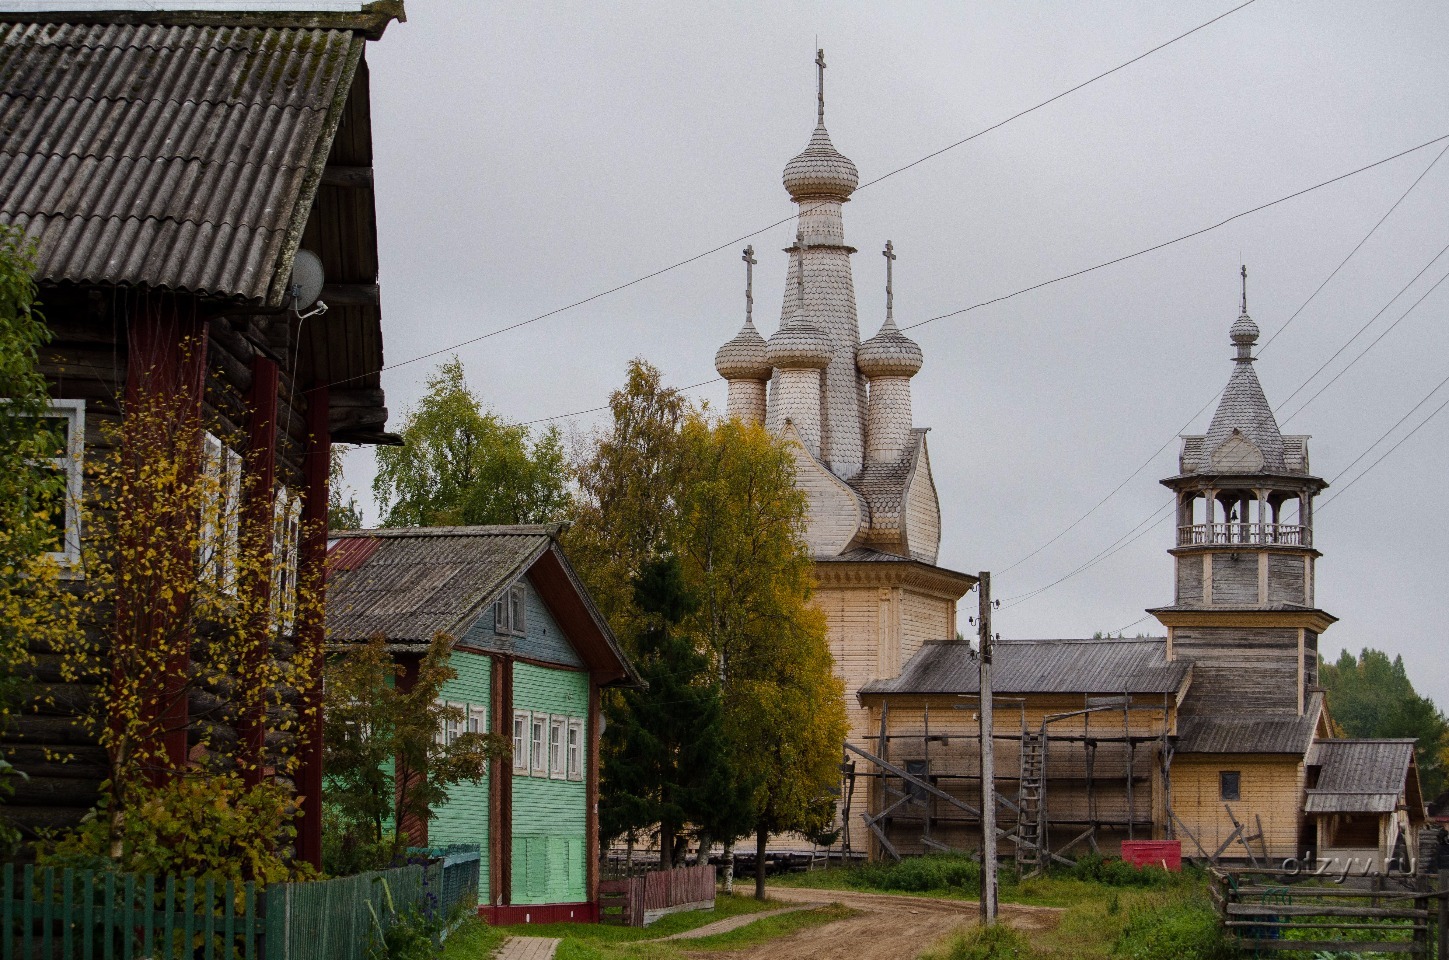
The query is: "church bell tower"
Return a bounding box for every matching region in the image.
[1151,270,1335,719]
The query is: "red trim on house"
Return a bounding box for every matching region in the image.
[477,902,598,926]
[239,355,279,787]
[122,296,208,780]
[585,679,601,903]
[296,384,329,869]
[394,655,427,846]
[498,657,514,904]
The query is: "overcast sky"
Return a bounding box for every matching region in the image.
[304,2,1449,703]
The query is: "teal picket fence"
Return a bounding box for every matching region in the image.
[0,845,481,959]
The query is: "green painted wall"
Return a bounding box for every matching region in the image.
[511,661,589,905]
[431,649,493,903]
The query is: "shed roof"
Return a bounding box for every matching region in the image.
[859,637,1190,698]
[325,525,639,687]
[1174,692,1323,755]
[1305,739,1419,815]
[0,12,380,301]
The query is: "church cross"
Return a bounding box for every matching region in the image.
[816,48,827,122]
[883,240,896,322]
[1241,263,1248,314]
[742,245,757,325]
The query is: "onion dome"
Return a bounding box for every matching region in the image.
[1230,310,1260,354]
[767,315,832,369]
[715,320,770,380]
[857,315,923,378]
[782,122,860,201]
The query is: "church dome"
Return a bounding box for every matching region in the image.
[767,315,832,369]
[1230,310,1260,348]
[782,122,859,201]
[715,320,770,380]
[857,316,922,378]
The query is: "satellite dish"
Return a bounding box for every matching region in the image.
[289,250,325,309]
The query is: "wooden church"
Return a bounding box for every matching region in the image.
[716,53,1425,869]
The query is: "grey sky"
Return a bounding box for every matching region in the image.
[319,2,1449,702]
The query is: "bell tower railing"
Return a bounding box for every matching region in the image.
[1177,522,1310,548]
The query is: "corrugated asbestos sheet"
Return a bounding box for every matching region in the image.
[860,637,1189,696]
[325,526,559,645]
[1175,692,1323,755]
[0,20,360,301]
[1304,739,1415,814]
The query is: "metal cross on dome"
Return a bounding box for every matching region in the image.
[1241,263,1249,314]
[816,48,827,122]
[742,245,756,325]
[883,240,896,322]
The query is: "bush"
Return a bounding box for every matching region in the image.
[1064,853,1171,888]
[38,774,314,886]
[853,852,982,893]
[929,923,1039,960]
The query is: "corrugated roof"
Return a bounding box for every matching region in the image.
[325,525,557,645]
[0,18,363,302]
[1304,739,1415,814]
[859,637,1190,697]
[1175,692,1323,755]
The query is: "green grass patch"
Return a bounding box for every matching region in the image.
[440,914,509,959]
[688,903,857,950]
[537,902,852,960]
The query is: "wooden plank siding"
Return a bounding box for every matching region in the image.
[1172,627,1300,716]
[430,649,492,904]
[510,663,588,906]
[1210,553,1259,605]
[1172,755,1304,860]
[1176,554,1204,605]
[861,695,1174,858]
[1268,555,1307,605]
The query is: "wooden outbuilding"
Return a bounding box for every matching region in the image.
[0,2,405,867]
[325,525,641,923]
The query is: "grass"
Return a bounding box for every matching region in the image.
[440,892,851,959]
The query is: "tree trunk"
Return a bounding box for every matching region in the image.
[755,826,767,900]
[723,840,735,894]
[661,821,674,869]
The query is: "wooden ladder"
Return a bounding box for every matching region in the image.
[1015,731,1045,872]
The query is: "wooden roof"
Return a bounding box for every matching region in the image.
[1175,692,1324,755]
[859,637,1190,698]
[1306,738,1422,816]
[325,525,640,687]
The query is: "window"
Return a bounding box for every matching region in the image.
[549,716,566,779]
[270,487,303,633]
[467,705,487,736]
[566,719,584,781]
[1220,770,1241,802]
[439,702,462,746]
[33,400,84,569]
[512,711,529,773]
[199,432,242,593]
[493,582,527,637]
[530,714,547,775]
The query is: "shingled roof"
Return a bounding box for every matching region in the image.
[1305,738,1422,815]
[325,525,639,687]
[1175,692,1324,754]
[0,3,399,306]
[859,637,1190,698]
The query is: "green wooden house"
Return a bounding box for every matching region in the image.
[326,524,639,923]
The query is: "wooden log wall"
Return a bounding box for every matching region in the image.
[1171,755,1304,861]
[1172,626,1300,716]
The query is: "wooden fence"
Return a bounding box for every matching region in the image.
[599,863,716,927]
[0,847,481,959]
[1210,867,1437,956]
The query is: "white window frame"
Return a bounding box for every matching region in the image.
[199,433,243,594]
[493,582,528,637]
[438,700,464,747]
[270,486,303,633]
[512,710,529,773]
[529,714,547,776]
[548,715,567,780]
[37,399,84,570]
[466,705,488,737]
[566,718,584,781]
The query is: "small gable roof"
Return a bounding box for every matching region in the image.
[1306,738,1422,816]
[860,637,1190,698]
[325,525,639,687]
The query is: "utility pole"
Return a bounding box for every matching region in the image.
[978,572,998,925]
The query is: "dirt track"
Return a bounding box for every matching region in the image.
[686,886,1062,960]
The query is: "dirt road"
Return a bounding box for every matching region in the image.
[686,887,1062,960]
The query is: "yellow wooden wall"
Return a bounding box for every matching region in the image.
[1170,755,1304,861]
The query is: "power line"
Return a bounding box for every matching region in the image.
[1319,388,1449,512]
[514,132,1449,428]
[333,1,1260,389]
[1003,498,1175,607]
